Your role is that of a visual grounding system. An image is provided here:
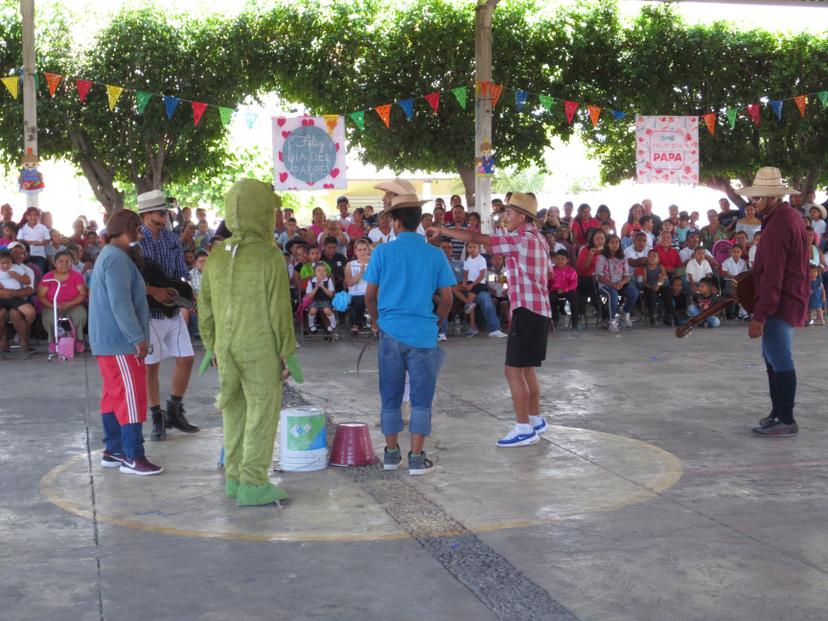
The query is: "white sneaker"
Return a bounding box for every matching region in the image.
[437,333,447,342]
[488,330,508,338]
[497,425,539,447]
[609,320,620,334]
[622,312,632,327]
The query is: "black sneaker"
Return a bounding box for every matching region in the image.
[757,414,776,428]
[408,451,435,476]
[151,411,166,441]
[101,451,126,468]
[751,420,799,437]
[166,401,199,433]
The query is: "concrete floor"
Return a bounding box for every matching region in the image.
[2,321,828,621]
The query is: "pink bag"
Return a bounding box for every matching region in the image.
[56,317,76,359]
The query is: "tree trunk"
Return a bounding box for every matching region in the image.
[803,167,820,198]
[69,129,124,213]
[703,175,747,209]
[135,140,168,195]
[458,165,475,208]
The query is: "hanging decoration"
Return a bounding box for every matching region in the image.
[106,84,123,111]
[747,103,761,126]
[490,83,504,108]
[135,91,152,114]
[703,112,716,136]
[587,105,601,128]
[635,115,699,186]
[515,89,529,111]
[374,104,391,128]
[163,95,180,119]
[76,79,92,103]
[245,111,257,129]
[452,86,467,109]
[323,114,339,135]
[794,95,807,117]
[2,76,19,99]
[612,110,626,121]
[273,115,347,191]
[564,100,579,124]
[398,98,414,121]
[44,72,62,97]
[424,92,440,114]
[218,106,234,126]
[538,94,553,112]
[818,91,828,109]
[191,101,208,126]
[349,110,365,130]
[726,108,738,128]
[770,99,783,121]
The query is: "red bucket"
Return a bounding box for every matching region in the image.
[329,422,379,467]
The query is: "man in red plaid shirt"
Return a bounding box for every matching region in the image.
[429,193,552,447]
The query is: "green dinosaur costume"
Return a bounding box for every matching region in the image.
[198,179,296,506]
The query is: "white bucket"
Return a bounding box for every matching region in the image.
[278,408,328,472]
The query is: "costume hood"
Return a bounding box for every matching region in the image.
[224,179,281,246]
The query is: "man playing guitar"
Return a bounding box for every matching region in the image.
[137,190,199,440]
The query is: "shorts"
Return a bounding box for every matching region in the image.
[505,307,550,368]
[0,297,25,310]
[98,355,147,425]
[146,314,194,364]
[310,300,332,310]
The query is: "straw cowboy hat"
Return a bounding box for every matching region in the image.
[805,203,828,220]
[136,189,172,214]
[506,192,542,222]
[374,178,417,196]
[737,167,800,198]
[377,193,429,219]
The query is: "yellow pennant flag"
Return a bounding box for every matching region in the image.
[2,76,19,99]
[323,114,339,135]
[106,84,124,111]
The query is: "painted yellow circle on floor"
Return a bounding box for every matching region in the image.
[41,425,682,542]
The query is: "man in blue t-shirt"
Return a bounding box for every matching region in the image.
[364,190,455,476]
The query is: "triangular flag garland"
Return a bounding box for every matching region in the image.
[770,99,783,121]
[398,98,414,121]
[515,90,529,111]
[349,110,365,131]
[2,76,19,99]
[726,108,738,128]
[163,95,180,120]
[747,103,761,126]
[191,101,208,126]
[794,95,807,117]
[564,100,579,124]
[452,87,467,110]
[374,104,391,128]
[76,79,92,104]
[44,72,62,97]
[106,84,123,111]
[703,112,716,136]
[323,114,339,134]
[490,83,504,108]
[424,92,440,114]
[135,91,152,114]
[587,105,601,128]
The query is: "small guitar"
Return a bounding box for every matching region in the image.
[675,271,755,339]
[141,259,197,318]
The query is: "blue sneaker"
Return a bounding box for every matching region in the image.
[531,417,548,434]
[408,451,435,476]
[383,446,402,471]
[496,425,539,447]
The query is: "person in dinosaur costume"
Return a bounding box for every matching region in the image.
[198,179,298,506]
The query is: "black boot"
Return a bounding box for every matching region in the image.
[166,399,199,433]
[151,410,166,441]
[758,363,778,428]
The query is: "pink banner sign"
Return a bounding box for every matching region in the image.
[635,116,699,185]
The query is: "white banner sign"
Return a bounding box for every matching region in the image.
[272,115,347,191]
[635,115,699,185]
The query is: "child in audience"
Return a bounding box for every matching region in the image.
[548,249,579,330]
[721,243,748,318]
[306,262,337,334]
[642,249,671,326]
[486,253,510,325]
[299,246,330,289]
[83,231,102,263]
[660,219,679,248]
[748,231,761,268]
[194,219,213,250]
[669,276,688,325]
[685,245,712,294]
[0,221,16,247]
[688,276,720,328]
[277,217,301,248]
[452,242,487,326]
[345,238,371,335]
[0,250,25,295]
[189,249,208,297]
[808,265,826,326]
[675,212,692,247]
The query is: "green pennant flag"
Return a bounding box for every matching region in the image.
[539,94,554,112]
[135,91,152,114]
[817,91,828,109]
[726,108,737,128]
[452,86,467,109]
[218,106,234,126]
[349,110,365,131]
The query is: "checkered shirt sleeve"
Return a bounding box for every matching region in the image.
[489,224,552,318]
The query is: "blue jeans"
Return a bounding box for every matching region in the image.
[475,291,502,332]
[687,305,721,328]
[378,330,446,436]
[762,317,794,372]
[101,412,145,459]
[599,283,639,319]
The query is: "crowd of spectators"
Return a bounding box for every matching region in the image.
[2,186,827,354]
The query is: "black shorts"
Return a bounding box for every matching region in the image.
[505,308,550,368]
[0,298,25,310]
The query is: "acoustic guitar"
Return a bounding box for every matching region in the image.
[675,271,755,338]
[140,259,197,318]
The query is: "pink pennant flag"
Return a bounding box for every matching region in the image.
[490,84,503,108]
[564,100,579,124]
[746,103,761,126]
[191,101,208,126]
[76,79,92,103]
[424,92,440,114]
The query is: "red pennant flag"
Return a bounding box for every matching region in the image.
[424,92,440,114]
[794,95,807,118]
[478,81,490,97]
[490,84,503,108]
[374,104,391,128]
[191,101,208,126]
[75,79,92,103]
[587,105,601,128]
[44,72,62,97]
[746,103,761,126]
[703,113,716,135]
[564,100,579,124]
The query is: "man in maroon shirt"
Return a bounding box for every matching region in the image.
[739,168,810,437]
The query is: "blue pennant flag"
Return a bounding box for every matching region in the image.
[398,98,414,121]
[770,99,783,121]
[612,109,626,121]
[245,111,257,128]
[163,95,180,120]
[515,90,529,111]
